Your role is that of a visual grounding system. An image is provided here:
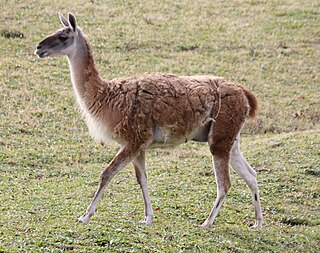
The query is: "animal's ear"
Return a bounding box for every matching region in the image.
[68,13,77,31]
[59,13,69,27]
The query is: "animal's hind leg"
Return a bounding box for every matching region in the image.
[132,152,154,224]
[230,136,263,228]
[78,146,138,223]
[201,149,231,229]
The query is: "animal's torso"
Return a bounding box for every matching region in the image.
[83,72,246,148]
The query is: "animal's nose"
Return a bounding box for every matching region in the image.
[36,44,42,50]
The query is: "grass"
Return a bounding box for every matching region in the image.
[0,0,319,252]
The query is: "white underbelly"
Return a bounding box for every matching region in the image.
[150,123,210,148]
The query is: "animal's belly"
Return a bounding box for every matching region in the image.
[149,121,211,148]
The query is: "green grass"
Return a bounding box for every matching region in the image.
[0,0,319,252]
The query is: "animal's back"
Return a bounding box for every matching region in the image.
[106,72,246,147]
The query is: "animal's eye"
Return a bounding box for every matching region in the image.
[59,36,68,42]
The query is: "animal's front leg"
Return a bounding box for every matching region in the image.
[133,152,154,224]
[78,146,138,223]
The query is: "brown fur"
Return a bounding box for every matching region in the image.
[83,63,255,151]
[241,85,258,119]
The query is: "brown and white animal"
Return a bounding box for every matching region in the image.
[35,13,262,229]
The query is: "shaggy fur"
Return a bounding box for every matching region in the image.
[35,13,262,229]
[86,71,254,147]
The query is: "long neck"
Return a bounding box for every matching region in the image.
[67,31,103,111]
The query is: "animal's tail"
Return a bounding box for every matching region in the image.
[241,86,258,119]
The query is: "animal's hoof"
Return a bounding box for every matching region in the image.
[250,221,263,230]
[77,215,91,223]
[139,215,153,225]
[199,221,211,229]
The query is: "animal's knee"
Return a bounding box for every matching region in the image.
[220,184,231,195]
[222,178,232,193]
[100,169,114,184]
[135,173,144,186]
[248,179,259,192]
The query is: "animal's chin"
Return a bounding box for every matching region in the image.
[35,49,49,58]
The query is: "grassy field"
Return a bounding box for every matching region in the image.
[0,0,319,252]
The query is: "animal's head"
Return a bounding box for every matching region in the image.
[35,13,79,58]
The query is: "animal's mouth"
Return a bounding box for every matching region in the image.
[34,49,49,58]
